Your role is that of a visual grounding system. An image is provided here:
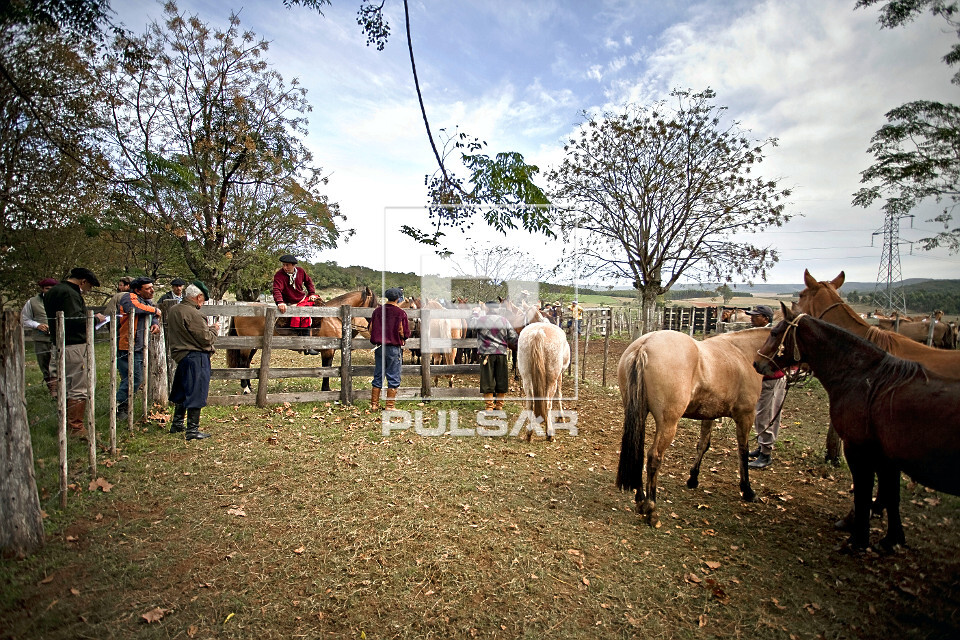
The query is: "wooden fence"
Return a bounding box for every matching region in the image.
[203,304,483,407]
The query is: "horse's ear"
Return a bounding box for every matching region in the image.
[782,301,795,320]
[803,269,817,289]
[830,271,845,289]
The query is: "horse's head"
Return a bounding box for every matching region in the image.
[796,269,854,322]
[754,302,804,376]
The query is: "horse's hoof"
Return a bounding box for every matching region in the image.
[741,489,757,503]
[834,510,856,531]
[242,388,251,395]
[686,477,699,489]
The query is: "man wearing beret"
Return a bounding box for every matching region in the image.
[43,267,105,435]
[158,278,188,305]
[369,287,411,410]
[272,254,321,355]
[167,283,219,440]
[746,304,786,469]
[21,278,60,397]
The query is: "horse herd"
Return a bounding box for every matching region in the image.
[619,269,960,553]
[222,273,959,553]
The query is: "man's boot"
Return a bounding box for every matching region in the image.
[494,394,506,410]
[483,394,495,411]
[170,403,186,433]
[385,388,398,411]
[185,408,210,441]
[370,387,381,410]
[300,327,320,356]
[66,399,86,435]
[46,378,59,399]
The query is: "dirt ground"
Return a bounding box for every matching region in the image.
[2,335,959,639]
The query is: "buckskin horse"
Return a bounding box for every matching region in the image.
[754,304,960,551]
[616,327,771,527]
[517,318,570,441]
[226,287,377,393]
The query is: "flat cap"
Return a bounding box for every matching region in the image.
[279,254,297,264]
[192,280,211,299]
[170,278,188,286]
[385,287,402,301]
[746,305,775,321]
[69,267,100,287]
[38,278,59,287]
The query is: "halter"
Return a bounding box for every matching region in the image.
[756,313,806,370]
[816,301,844,321]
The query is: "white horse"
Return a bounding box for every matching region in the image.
[423,299,460,387]
[517,321,570,441]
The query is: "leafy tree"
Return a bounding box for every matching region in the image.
[0,22,111,304]
[856,0,960,85]
[99,3,346,299]
[854,1,960,252]
[548,89,793,332]
[716,284,734,304]
[286,0,552,250]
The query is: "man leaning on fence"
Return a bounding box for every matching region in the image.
[166,283,219,440]
[43,267,105,435]
[116,277,161,422]
[476,300,518,411]
[21,277,59,398]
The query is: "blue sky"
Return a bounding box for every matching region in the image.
[112,0,960,287]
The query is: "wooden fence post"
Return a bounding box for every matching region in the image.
[85,311,96,478]
[420,308,431,398]
[257,307,277,408]
[580,314,593,381]
[602,309,611,387]
[339,305,353,405]
[141,316,150,420]
[110,312,117,455]
[126,313,135,430]
[149,325,168,407]
[0,310,45,557]
[56,312,66,508]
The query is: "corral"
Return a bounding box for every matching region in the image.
[2,334,959,639]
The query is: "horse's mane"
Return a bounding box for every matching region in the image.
[324,286,377,307]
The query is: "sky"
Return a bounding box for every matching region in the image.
[110,0,960,289]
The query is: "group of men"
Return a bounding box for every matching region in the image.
[23,269,219,441]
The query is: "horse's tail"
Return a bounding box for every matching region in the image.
[616,349,647,491]
[225,316,255,369]
[530,334,551,425]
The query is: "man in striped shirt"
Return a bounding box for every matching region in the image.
[116,277,162,422]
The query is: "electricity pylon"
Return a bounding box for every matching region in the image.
[871,211,913,314]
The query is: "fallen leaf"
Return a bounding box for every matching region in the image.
[141,607,170,623]
[187,624,198,638]
[70,588,80,596]
[65,535,78,543]
[293,546,305,555]
[88,477,113,493]
[582,576,590,586]
[699,614,707,627]
[685,573,702,584]
[39,575,54,585]
[704,560,721,570]
[772,598,786,610]
[226,508,246,517]
[804,602,821,614]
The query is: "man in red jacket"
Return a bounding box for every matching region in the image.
[746,305,786,469]
[369,287,411,410]
[272,254,321,355]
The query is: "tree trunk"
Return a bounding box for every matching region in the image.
[638,286,660,335]
[149,328,168,406]
[0,310,45,558]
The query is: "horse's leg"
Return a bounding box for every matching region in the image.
[321,350,333,392]
[643,416,678,527]
[844,443,875,551]
[877,462,905,551]
[686,419,714,489]
[733,411,756,502]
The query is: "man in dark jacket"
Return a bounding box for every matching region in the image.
[369,287,411,410]
[43,267,104,435]
[166,283,220,440]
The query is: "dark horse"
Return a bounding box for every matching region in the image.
[226,287,378,393]
[754,304,960,551]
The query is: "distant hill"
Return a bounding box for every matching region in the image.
[609,278,936,295]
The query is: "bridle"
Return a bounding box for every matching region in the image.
[755,313,806,371]
[815,301,844,321]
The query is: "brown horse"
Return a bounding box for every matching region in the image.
[616,327,770,527]
[875,317,955,349]
[796,271,960,377]
[226,287,378,393]
[754,305,960,551]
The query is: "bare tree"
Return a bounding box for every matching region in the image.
[548,89,794,332]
